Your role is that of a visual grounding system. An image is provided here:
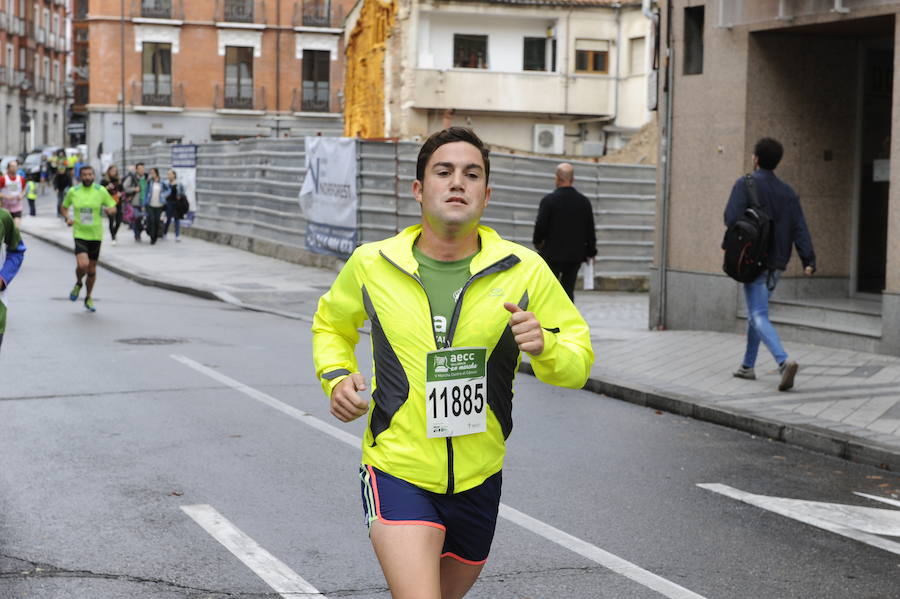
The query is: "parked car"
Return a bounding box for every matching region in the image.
[22,152,43,178]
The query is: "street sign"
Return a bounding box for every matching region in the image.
[67,122,86,134]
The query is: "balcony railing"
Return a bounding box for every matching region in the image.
[215,83,266,111]
[216,0,265,24]
[290,87,330,112]
[0,13,6,30]
[36,27,46,44]
[293,0,343,28]
[131,80,185,108]
[132,0,184,20]
[0,66,5,87]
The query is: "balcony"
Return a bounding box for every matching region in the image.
[215,83,267,113]
[36,26,46,44]
[216,0,265,24]
[294,0,342,28]
[0,13,6,30]
[411,68,612,116]
[15,70,33,91]
[132,0,184,21]
[717,0,898,27]
[0,66,5,87]
[291,86,330,113]
[131,80,185,110]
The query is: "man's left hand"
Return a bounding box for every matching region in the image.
[503,302,544,356]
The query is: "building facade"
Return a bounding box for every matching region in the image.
[344,0,654,156]
[75,0,355,161]
[0,0,70,155]
[651,0,900,356]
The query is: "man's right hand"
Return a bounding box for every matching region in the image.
[330,373,369,422]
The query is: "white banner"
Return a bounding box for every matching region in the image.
[172,144,198,227]
[299,137,358,258]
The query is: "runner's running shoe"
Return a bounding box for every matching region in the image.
[69,283,82,301]
[84,297,96,312]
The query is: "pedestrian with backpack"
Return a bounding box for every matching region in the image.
[723,138,816,391]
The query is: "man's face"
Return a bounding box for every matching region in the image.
[80,168,95,186]
[7,161,17,176]
[413,141,490,233]
[136,165,145,176]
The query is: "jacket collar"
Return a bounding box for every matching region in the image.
[381,224,513,274]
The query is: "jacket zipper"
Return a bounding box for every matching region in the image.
[380,250,519,495]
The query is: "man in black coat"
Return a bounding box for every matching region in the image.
[533,163,597,301]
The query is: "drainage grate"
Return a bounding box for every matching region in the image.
[116,337,188,346]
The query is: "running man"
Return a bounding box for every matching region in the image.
[60,166,116,312]
[0,160,26,227]
[312,128,594,598]
[0,206,26,353]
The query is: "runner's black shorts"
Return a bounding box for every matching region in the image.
[74,239,101,261]
[9,211,21,219]
[360,464,502,564]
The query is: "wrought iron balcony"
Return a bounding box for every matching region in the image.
[291,87,330,112]
[294,0,342,28]
[131,80,185,108]
[132,0,184,20]
[216,83,267,111]
[216,0,265,24]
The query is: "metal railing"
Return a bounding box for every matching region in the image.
[216,0,265,23]
[133,0,184,20]
[131,80,185,108]
[290,87,330,112]
[293,0,342,27]
[216,83,266,111]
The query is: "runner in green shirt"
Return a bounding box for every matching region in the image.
[60,166,116,312]
[0,207,26,352]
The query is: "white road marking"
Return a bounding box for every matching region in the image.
[170,354,360,447]
[499,504,708,599]
[855,492,900,509]
[174,354,709,599]
[699,483,900,556]
[181,504,327,599]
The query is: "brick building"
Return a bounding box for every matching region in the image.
[0,0,70,155]
[75,0,354,161]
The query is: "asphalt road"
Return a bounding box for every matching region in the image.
[1,235,898,599]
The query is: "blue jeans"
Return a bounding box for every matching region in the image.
[742,271,787,368]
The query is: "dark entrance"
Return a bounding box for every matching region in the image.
[857,44,892,294]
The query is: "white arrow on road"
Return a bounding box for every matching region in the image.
[698,483,900,556]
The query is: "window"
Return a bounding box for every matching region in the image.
[142,41,172,105]
[224,45,253,108]
[683,5,704,75]
[302,49,329,112]
[523,37,546,71]
[53,13,58,34]
[575,40,608,74]
[629,36,645,75]
[453,34,487,69]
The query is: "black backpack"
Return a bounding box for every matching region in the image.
[722,174,773,283]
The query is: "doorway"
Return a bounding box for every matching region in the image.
[856,44,892,294]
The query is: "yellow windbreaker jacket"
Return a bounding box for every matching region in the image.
[312,225,594,494]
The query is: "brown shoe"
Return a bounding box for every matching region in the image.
[778,360,798,391]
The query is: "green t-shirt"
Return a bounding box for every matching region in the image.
[62,183,115,241]
[0,209,22,333]
[413,245,476,348]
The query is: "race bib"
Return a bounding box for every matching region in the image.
[79,207,93,225]
[425,347,487,438]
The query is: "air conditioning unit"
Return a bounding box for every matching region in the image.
[533,124,565,155]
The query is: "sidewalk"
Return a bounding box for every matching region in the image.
[19,192,900,472]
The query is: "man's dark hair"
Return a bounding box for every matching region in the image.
[754,137,783,170]
[135,162,145,168]
[80,165,93,172]
[416,127,490,184]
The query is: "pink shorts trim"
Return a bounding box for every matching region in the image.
[441,551,487,566]
[368,464,447,532]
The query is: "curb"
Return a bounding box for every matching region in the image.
[519,362,897,472]
[24,226,898,473]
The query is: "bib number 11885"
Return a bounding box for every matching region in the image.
[425,347,487,438]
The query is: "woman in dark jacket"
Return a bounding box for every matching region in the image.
[100,164,125,244]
